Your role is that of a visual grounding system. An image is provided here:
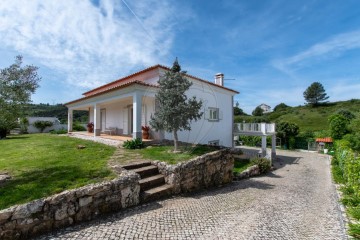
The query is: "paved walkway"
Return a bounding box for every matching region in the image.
[37,149,347,239]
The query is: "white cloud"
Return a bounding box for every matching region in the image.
[273,30,360,74]
[0,0,178,89]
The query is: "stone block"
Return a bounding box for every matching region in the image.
[79,196,93,207]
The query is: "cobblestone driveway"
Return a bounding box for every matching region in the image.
[37,149,347,239]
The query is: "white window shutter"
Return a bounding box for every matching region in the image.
[219,110,223,120]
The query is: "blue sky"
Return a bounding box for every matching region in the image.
[1,0,360,114]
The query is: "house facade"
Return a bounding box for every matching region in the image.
[65,65,238,147]
[258,103,272,113]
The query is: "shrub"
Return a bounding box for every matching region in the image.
[250,157,271,173]
[49,129,68,134]
[329,114,348,139]
[73,123,86,131]
[123,138,144,149]
[33,120,53,133]
[19,117,29,134]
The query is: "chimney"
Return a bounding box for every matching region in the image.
[214,73,224,86]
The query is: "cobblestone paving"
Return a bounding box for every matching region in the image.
[37,149,347,239]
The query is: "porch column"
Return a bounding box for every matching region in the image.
[67,109,73,132]
[271,134,276,163]
[261,135,267,157]
[94,104,101,136]
[133,91,142,139]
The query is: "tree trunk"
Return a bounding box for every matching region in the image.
[173,130,179,152]
[0,128,7,139]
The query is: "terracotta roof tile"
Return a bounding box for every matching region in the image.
[65,81,158,105]
[83,65,239,97]
[315,137,333,143]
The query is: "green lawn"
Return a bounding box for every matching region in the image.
[0,134,115,210]
[131,145,219,164]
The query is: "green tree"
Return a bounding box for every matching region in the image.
[234,101,246,116]
[150,58,203,151]
[276,121,299,148]
[252,106,264,116]
[329,114,348,139]
[273,103,289,112]
[303,82,329,106]
[0,56,41,138]
[336,109,355,122]
[33,120,53,133]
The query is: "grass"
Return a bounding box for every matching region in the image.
[0,134,115,210]
[233,159,252,173]
[128,145,219,164]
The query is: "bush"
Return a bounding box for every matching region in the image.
[73,123,86,131]
[19,117,29,134]
[329,114,348,139]
[250,157,271,173]
[33,120,53,133]
[123,138,144,149]
[49,129,68,134]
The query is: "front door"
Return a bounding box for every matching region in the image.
[100,109,106,132]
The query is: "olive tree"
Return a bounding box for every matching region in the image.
[150,59,203,151]
[0,56,41,138]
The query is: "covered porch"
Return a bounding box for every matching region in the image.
[67,84,160,140]
[68,131,155,144]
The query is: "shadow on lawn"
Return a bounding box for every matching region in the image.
[3,135,30,140]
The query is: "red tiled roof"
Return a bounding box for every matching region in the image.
[65,81,158,105]
[83,64,239,97]
[315,137,333,143]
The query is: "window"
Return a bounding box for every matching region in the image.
[207,107,220,121]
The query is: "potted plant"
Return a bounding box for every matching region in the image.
[87,122,94,133]
[142,126,150,139]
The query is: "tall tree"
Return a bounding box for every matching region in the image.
[150,59,203,151]
[0,56,41,138]
[276,121,299,148]
[252,106,264,116]
[234,101,246,115]
[303,82,329,106]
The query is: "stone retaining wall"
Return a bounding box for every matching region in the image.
[153,149,234,194]
[233,165,261,181]
[0,171,140,240]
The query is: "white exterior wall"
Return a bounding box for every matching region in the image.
[26,117,65,133]
[164,79,234,147]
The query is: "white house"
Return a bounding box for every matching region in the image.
[258,103,272,113]
[65,65,239,147]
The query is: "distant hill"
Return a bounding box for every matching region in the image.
[25,103,88,123]
[235,99,360,132]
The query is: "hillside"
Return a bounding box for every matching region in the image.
[25,103,88,123]
[235,99,360,132]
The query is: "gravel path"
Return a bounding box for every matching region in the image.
[37,149,347,239]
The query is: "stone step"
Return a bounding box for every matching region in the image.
[122,161,152,170]
[139,174,165,191]
[133,165,159,178]
[141,184,173,203]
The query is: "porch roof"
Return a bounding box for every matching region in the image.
[65,81,158,106]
